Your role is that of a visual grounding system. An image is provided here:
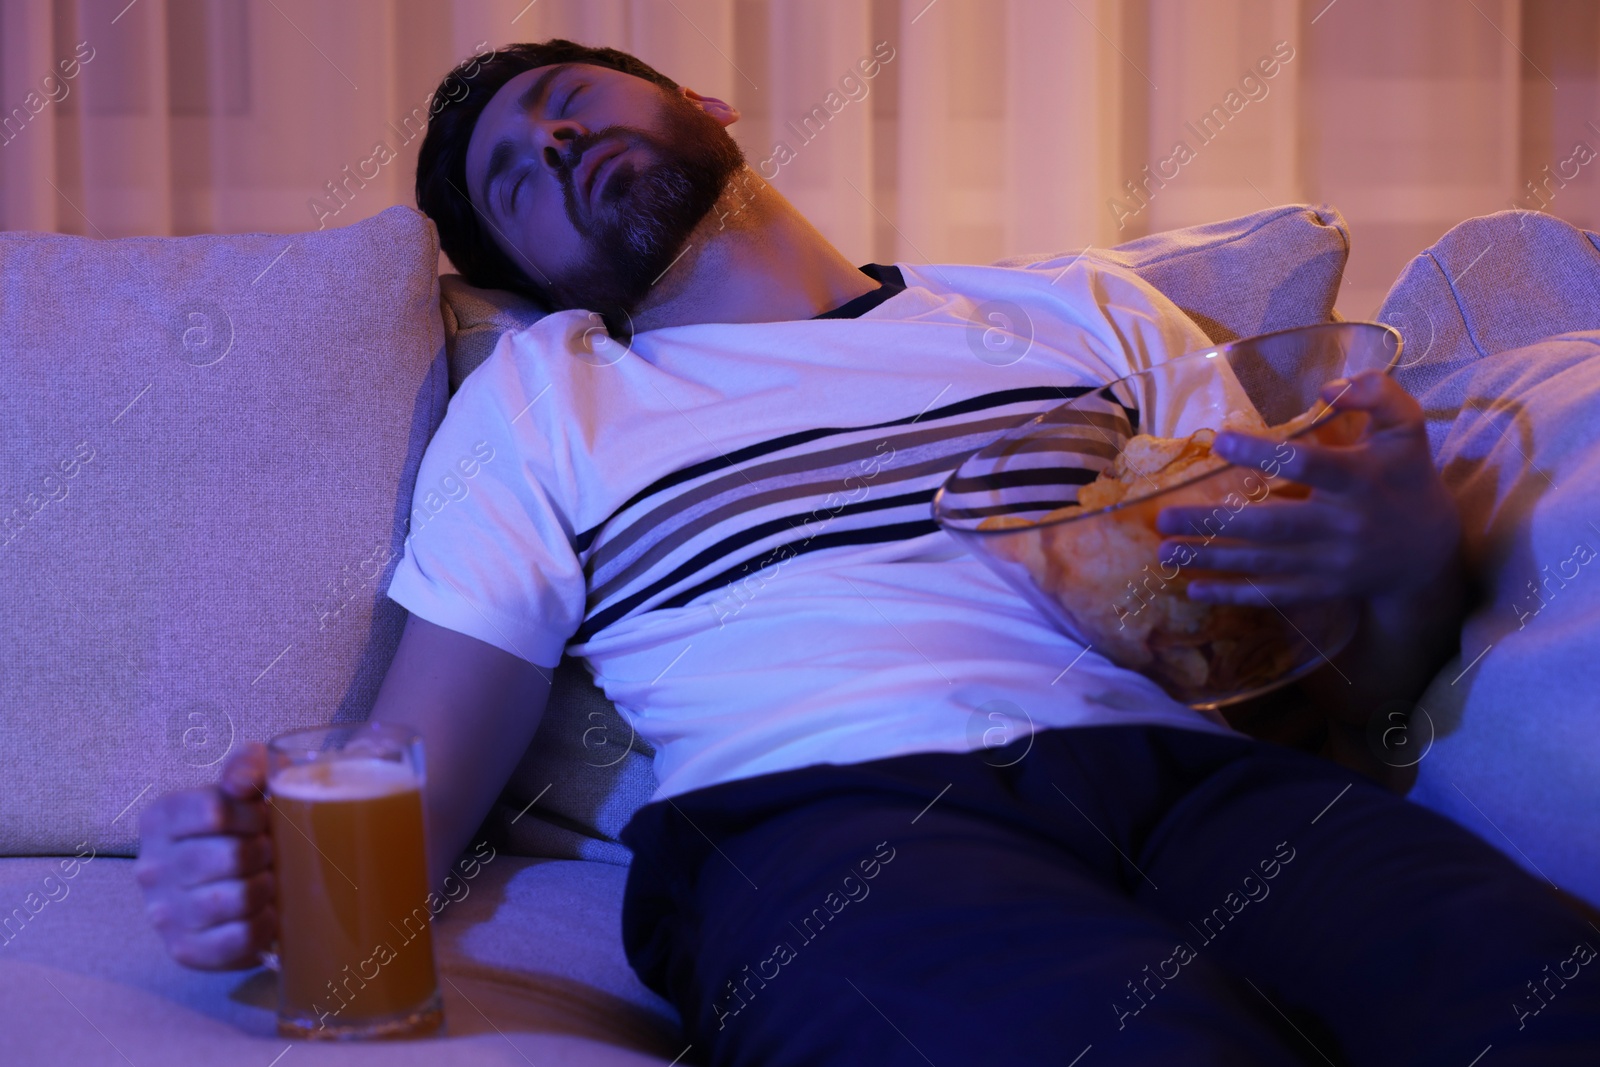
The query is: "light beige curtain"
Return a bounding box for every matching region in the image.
[1,0,1594,317]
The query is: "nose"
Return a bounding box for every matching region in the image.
[530,115,584,175]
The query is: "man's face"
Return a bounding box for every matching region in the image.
[463,63,745,323]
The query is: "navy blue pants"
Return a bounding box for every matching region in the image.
[619,726,1600,1066]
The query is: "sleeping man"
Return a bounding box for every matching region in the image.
[135,40,1600,1065]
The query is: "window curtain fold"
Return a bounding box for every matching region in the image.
[0,0,1593,317]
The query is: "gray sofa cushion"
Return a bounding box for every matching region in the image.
[1376,209,1600,458]
[439,274,547,395]
[0,206,446,857]
[441,204,1353,865]
[995,202,1351,343]
[1377,210,1600,907]
[0,855,681,1064]
[1404,333,1600,910]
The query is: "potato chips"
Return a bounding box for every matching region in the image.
[977,399,1334,703]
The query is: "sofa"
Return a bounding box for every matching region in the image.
[0,201,1591,1065]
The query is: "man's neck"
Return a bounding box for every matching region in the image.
[628,168,881,332]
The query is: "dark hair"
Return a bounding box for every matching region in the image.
[414,40,680,301]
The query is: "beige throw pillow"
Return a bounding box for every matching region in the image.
[0,206,446,856]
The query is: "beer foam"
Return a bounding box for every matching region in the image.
[270,756,420,801]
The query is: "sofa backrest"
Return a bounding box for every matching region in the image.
[0,201,1351,862]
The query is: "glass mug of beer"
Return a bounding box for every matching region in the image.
[265,722,443,1039]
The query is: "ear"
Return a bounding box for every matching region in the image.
[681,87,740,127]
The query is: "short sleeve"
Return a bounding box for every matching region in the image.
[1072,260,1214,378]
[1077,262,1263,437]
[385,351,585,669]
[928,258,1216,389]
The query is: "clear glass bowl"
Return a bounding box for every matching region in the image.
[932,322,1403,710]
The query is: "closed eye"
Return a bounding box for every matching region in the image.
[561,83,585,117]
[508,168,532,214]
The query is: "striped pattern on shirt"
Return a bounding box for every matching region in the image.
[571,383,1140,644]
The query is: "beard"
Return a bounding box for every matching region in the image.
[541,90,746,333]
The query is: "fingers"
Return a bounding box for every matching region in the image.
[1146,374,1435,607]
[1158,498,1352,546]
[1209,373,1423,493]
[174,834,275,887]
[1319,369,1423,433]
[1155,497,1361,597]
[1163,539,1359,579]
[162,906,279,972]
[140,785,266,841]
[137,831,274,890]
[135,751,281,974]
[144,868,276,932]
[136,819,278,972]
[1213,431,1359,493]
[219,742,268,802]
[137,742,268,846]
[1182,573,1347,607]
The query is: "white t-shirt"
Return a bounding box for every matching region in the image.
[385,259,1239,801]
